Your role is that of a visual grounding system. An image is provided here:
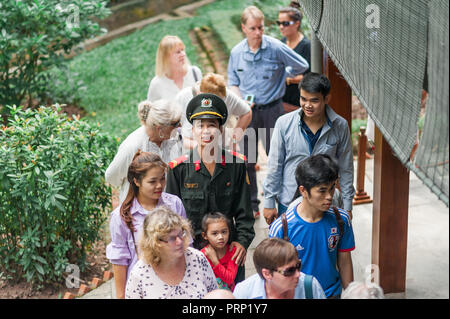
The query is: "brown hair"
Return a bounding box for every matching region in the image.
[120,151,167,233]
[279,4,303,31]
[199,73,227,98]
[253,238,298,279]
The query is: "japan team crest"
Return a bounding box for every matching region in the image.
[328,234,340,250]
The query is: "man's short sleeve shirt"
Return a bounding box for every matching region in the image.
[268,204,355,297]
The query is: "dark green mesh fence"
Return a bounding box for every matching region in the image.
[299,0,449,206]
[410,0,449,205]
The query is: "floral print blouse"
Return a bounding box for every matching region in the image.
[125,247,218,299]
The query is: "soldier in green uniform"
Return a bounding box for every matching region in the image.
[166,93,255,283]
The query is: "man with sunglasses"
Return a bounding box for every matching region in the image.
[227,5,309,219]
[233,238,325,299]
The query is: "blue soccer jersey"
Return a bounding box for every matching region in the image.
[269,204,355,297]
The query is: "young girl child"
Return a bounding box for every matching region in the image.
[106,151,186,299]
[200,212,239,291]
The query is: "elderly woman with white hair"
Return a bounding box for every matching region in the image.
[105,99,182,204]
[125,206,218,299]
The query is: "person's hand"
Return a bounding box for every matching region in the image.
[263,207,278,225]
[204,245,219,266]
[230,241,246,266]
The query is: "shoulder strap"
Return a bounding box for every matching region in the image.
[192,67,199,82]
[332,206,345,237]
[230,150,247,162]
[168,154,189,169]
[304,274,314,299]
[281,213,289,241]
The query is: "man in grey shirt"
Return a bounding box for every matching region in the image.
[263,73,354,225]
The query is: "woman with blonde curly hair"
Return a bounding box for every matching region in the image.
[125,206,218,299]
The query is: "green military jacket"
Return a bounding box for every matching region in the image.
[166,148,255,249]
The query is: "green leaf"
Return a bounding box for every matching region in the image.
[35,256,47,265]
[35,263,45,275]
[54,193,67,201]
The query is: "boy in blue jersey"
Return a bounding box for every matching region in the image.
[268,154,354,298]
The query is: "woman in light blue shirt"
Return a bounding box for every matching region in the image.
[233,238,325,299]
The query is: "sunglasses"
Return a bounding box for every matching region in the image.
[273,260,302,277]
[276,20,296,27]
[159,230,186,244]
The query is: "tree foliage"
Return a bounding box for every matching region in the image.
[0,0,110,115]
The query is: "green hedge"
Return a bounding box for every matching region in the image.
[0,105,117,286]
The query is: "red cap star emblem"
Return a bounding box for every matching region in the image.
[201,98,212,107]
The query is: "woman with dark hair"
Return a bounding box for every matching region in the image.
[277,1,311,112]
[106,151,186,299]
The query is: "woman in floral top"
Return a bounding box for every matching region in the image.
[125,206,217,299]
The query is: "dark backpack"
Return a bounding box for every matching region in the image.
[280,213,314,299]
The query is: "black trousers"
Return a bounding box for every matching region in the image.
[240,99,285,212]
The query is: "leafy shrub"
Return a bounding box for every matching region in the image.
[0,105,117,286]
[0,0,110,116]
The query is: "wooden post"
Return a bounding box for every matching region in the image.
[372,126,409,294]
[325,56,353,194]
[353,126,373,205]
[326,56,352,129]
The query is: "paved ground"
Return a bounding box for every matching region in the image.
[82,146,449,299]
